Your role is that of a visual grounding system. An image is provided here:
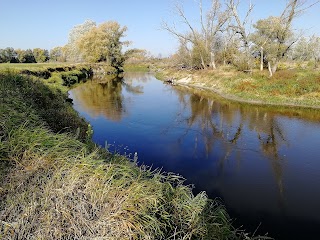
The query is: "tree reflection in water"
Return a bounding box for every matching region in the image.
[70,75,144,121]
[170,86,289,199]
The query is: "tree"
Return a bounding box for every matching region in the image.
[291,37,309,61]
[226,0,255,70]
[290,35,320,68]
[65,19,96,62]
[50,46,65,62]
[0,47,17,63]
[250,0,320,77]
[77,21,129,72]
[123,48,149,63]
[16,49,36,63]
[173,39,193,67]
[250,16,295,76]
[33,48,49,63]
[309,35,320,68]
[162,0,229,69]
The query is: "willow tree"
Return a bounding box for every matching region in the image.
[77,21,129,72]
[66,19,96,62]
[163,0,229,69]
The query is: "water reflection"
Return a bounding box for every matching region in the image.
[71,73,320,239]
[166,85,320,238]
[70,75,144,121]
[171,86,289,198]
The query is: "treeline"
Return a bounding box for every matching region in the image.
[0,20,143,72]
[164,0,320,77]
[0,47,50,63]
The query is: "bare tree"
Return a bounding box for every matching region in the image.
[226,0,255,71]
[226,0,253,50]
[162,0,230,69]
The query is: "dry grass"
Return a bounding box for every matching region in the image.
[157,65,320,108]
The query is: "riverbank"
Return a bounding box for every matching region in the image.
[156,65,320,109]
[0,70,259,239]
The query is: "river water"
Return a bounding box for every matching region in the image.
[69,72,320,240]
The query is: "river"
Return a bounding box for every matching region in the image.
[69,72,320,240]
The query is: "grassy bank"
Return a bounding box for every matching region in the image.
[0,63,95,92]
[124,63,150,72]
[157,66,320,109]
[0,73,260,239]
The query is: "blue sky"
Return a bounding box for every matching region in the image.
[0,0,319,56]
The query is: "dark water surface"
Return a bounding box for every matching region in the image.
[70,72,320,239]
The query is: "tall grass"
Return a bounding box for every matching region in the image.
[0,73,264,239]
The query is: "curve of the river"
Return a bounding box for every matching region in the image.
[69,72,320,240]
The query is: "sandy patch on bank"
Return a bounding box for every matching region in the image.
[176,76,192,84]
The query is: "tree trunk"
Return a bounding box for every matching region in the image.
[314,57,319,69]
[268,62,273,77]
[272,63,278,74]
[211,52,216,69]
[200,55,206,69]
[260,47,264,71]
[268,61,278,77]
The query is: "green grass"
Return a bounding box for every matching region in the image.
[0,73,264,239]
[0,62,74,70]
[228,69,320,106]
[124,63,150,72]
[0,63,74,75]
[0,63,93,93]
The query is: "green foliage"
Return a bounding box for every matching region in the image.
[250,16,293,61]
[33,48,49,63]
[76,21,129,72]
[65,19,97,62]
[0,47,17,63]
[0,72,89,141]
[15,49,36,63]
